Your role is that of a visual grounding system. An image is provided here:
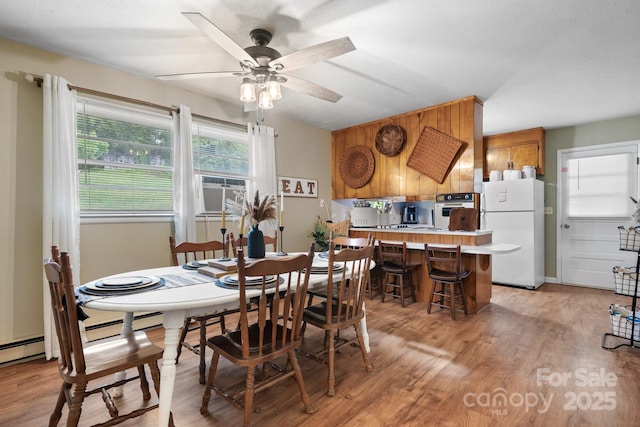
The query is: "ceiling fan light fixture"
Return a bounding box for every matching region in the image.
[266,80,282,100]
[258,90,273,109]
[240,78,256,103]
[168,13,355,108]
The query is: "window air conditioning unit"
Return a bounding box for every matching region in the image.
[197,175,246,214]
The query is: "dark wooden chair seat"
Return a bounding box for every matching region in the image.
[209,321,293,357]
[200,245,316,426]
[425,244,470,320]
[44,247,172,427]
[303,300,365,324]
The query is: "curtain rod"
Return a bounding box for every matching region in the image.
[22,72,247,131]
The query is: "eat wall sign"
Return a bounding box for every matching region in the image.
[278,176,318,198]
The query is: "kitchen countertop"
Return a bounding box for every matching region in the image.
[413,242,520,254]
[351,227,519,254]
[371,239,519,255]
[351,226,493,236]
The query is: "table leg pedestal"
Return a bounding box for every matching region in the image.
[113,312,134,398]
[360,303,370,353]
[157,311,184,427]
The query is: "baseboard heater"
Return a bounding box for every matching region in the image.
[0,312,163,365]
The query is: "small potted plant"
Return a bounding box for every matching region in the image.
[308,220,330,252]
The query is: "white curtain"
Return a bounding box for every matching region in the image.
[42,74,80,360]
[173,105,197,243]
[248,124,277,235]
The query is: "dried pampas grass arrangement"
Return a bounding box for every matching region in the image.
[226,190,278,226]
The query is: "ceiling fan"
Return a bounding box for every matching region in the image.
[157,12,356,105]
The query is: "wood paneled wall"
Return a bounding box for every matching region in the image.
[331,95,483,200]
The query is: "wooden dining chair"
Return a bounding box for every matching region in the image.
[229,230,278,257]
[200,245,316,426]
[301,238,374,396]
[334,234,381,299]
[306,233,375,305]
[43,250,172,427]
[169,235,237,384]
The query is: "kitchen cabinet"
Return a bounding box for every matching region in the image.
[483,127,545,179]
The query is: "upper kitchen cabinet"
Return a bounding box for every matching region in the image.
[483,127,545,179]
[331,96,484,200]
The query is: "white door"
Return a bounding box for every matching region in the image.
[559,142,640,288]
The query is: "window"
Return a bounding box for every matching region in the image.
[76,96,174,213]
[192,120,248,178]
[566,152,636,218]
[192,119,249,213]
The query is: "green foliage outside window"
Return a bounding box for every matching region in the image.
[76,107,173,212]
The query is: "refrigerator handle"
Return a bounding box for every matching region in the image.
[480,192,486,230]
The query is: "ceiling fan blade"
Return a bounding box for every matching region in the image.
[157,71,243,80]
[270,36,355,72]
[182,12,257,67]
[281,74,343,103]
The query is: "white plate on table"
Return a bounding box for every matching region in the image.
[304,262,344,274]
[222,274,276,286]
[86,276,161,292]
[216,274,281,290]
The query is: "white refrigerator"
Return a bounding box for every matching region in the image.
[482,179,545,289]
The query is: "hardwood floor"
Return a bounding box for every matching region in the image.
[1,283,639,426]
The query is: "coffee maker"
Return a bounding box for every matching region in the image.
[402,205,418,224]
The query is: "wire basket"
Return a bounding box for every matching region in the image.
[612,266,640,296]
[609,304,640,341]
[618,226,640,251]
[323,219,351,237]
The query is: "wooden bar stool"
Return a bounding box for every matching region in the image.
[379,241,419,307]
[425,244,470,320]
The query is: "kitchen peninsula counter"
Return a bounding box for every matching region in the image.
[350,227,516,313]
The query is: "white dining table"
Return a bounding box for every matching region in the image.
[81,253,371,427]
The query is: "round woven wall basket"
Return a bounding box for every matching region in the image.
[339,145,375,189]
[375,124,406,156]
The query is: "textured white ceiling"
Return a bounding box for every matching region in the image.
[2,0,640,134]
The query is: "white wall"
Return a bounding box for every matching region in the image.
[0,38,331,349]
